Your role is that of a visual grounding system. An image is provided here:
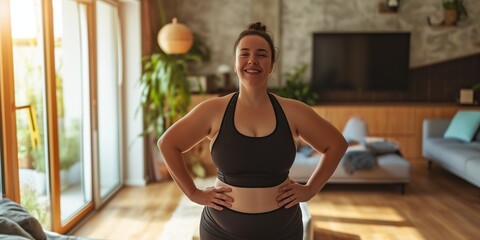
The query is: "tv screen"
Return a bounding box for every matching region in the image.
[312,32,410,92]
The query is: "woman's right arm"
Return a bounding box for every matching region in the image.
[157,99,233,210]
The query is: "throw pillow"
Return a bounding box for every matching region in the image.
[443,111,480,142]
[342,117,368,144]
[0,198,46,240]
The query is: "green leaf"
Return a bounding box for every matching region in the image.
[277,63,318,105]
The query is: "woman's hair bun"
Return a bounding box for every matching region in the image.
[248,22,266,32]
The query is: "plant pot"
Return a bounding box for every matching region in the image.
[444,9,458,26]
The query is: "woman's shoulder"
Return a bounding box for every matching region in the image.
[270,93,312,113]
[191,92,236,114]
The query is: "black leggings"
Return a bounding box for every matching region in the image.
[200,204,303,240]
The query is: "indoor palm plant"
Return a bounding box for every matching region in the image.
[277,63,319,105]
[140,39,209,139]
[140,49,209,179]
[140,2,210,140]
[140,1,210,179]
[140,53,195,139]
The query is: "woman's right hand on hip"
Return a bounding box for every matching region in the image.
[191,186,234,211]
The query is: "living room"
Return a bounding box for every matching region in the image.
[1,0,479,239]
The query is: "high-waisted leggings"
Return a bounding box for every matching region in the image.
[200,204,303,240]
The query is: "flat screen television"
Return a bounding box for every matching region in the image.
[312,32,411,92]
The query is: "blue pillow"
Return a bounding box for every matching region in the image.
[444,111,480,142]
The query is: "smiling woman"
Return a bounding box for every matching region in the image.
[157,22,347,240]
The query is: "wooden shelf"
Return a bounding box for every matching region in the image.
[427,17,458,28]
[378,3,399,14]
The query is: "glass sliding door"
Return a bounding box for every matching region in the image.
[0,7,3,198]
[10,0,52,229]
[52,0,93,224]
[96,0,122,199]
[0,119,3,198]
[0,43,3,198]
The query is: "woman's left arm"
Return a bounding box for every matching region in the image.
[277,100,348,208]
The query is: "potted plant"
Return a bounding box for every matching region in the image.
[442,0,468,26]
[140,43,211,178]
[140,54,193,139]
[140,1,211,178]
[140,1,210,140]
[277,63,319,106]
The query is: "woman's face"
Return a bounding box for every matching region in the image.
[234,35,273,87]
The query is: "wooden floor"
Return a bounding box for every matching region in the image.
[72,161,480,240]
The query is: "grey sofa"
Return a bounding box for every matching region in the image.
[422,119,480,188]
[0,198,87,240]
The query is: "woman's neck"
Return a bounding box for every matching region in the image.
[238,87,269,107]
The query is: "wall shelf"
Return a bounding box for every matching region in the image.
[427,17,457,28]
[378,2,399,14]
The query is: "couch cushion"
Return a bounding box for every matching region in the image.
[0,199,46,240]
[444,111,480,142]
[423,138,479,173]
[290,153,322,182]
[342,117,368,144]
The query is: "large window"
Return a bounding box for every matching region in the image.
[52,0,93,224]
[0,122,3,198]
[11,0,52,229]
[96,0,122,199]
[0,7,4,198]
[0,56,3,199]
[1,0,125,234]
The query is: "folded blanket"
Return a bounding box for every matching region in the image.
[341,144,377,175]
[341,150,376,174]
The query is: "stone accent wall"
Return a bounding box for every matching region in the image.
[172,0,480,86]
[281,0,480,80]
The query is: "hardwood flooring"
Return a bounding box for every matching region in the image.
[72,161,480,240]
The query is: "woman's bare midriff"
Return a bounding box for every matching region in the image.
[214,178,291,213]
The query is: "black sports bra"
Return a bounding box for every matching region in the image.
[211,92,296,188]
